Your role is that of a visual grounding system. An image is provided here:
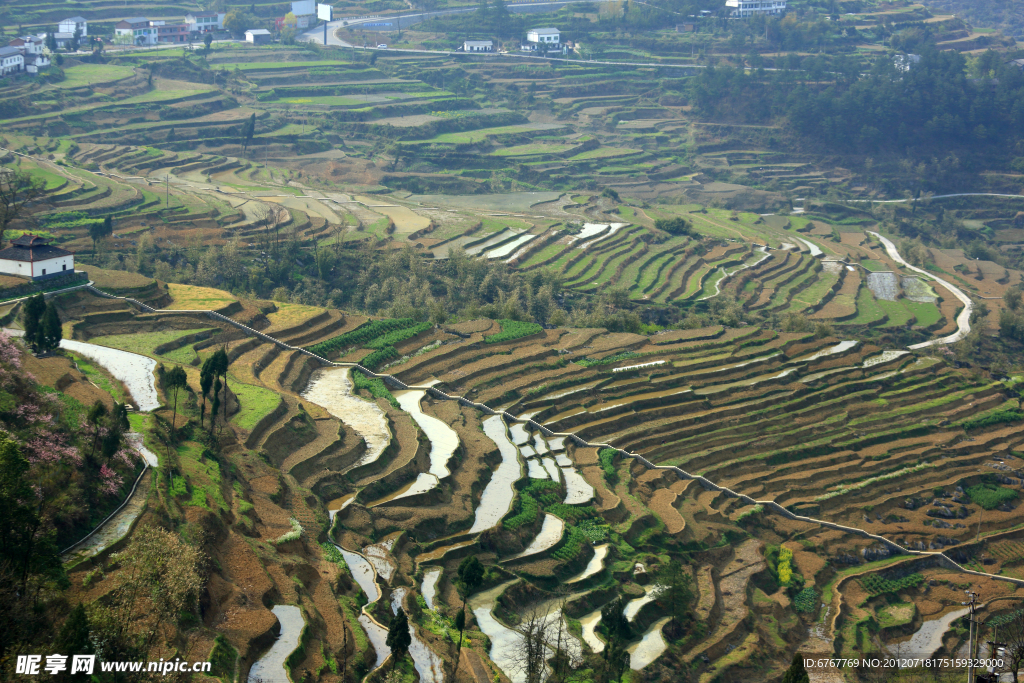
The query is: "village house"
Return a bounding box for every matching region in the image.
[115,17,157,45]
[0,46,25,76]
[725,0,786,17]
[155,22,189,43]
[185,12,226,33]
[463,40,493,52]
[246,29,272,44]
[0,235,74,280]
[58,17,88,37]
[6,36,49,74]
[524,27,560,49]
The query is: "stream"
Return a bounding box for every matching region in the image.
[301,368,390,474]
[248,605,305,683]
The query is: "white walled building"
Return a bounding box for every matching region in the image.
[0,235,74,280]
[58,16,88,37]
[725,0,786,17]
[115,17,157,45]
[0,47,25,76]
[526,27,559,44]
[185,12,226,33]
[463,40,493,52]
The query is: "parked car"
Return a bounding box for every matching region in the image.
[376,44,387,49]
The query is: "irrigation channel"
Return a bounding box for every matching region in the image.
[71,233,1024,674]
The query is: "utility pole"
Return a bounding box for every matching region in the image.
[165,174,170,207]
[964,590,980,683]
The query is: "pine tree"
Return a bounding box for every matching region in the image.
[22,294,46,353]
[385,608,411,672]
[40,303,62,353]
[782,653,809,683]
[165,365,188,439]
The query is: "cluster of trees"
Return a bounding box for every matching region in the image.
[691,49,1024,155]
[22,294,62,355]
[199,348,230,430]
[1000,286,1024,344]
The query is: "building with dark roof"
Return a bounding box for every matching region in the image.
[0,234,74,280]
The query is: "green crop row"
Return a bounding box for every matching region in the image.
[360,346,399,371]
[547,503,597,522]
[484,319,543,344]
[860,573,924,596]
[307,318,420,356]
[503,492,540,532]
[552,526,588,562]
[351,369,399,409]
[365,322,432,349]
[960,408,1024,432]
[576,351,643,368]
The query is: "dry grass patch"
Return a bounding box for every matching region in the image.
[166,283,237,310]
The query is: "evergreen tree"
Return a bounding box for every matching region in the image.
[165,365,189,438]
[22,294,46,353]
[450,555,485,679]
[241,113,256,155]
[55,603,93,681]
[385,608,411,671]
[40,303,62,354]
[782,654,809,683]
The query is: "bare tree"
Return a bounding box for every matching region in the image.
[510,608,557,683]
[0,167,46,245]
[1001,608,1024,683]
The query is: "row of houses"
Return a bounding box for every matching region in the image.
[1,36,50,76]
[114,12,226,46]
[461,27,564,54]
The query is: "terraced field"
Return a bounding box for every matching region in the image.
[5,35,1024,683]
[48,270,1024,683]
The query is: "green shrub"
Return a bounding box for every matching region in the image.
[960,408,1024,432]
[966,483,1018,510]
[598,448,619,484]
[484,319,543,344]
[793,587,818,613]
[654,216,695,236]
[578,518,609,543]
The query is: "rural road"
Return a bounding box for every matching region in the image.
[867,231,973,348]
[300,1,604,47]
[851,193,1024,203]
